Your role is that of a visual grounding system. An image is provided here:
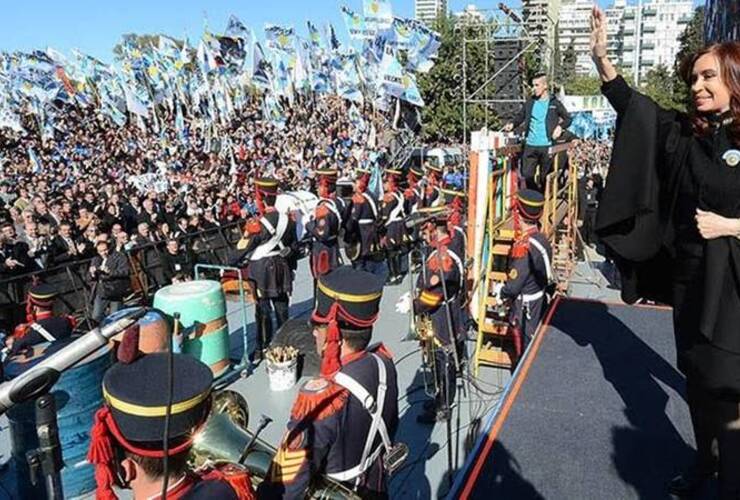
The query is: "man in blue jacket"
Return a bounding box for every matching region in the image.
[505,73,572,192]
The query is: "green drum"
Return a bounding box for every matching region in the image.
[153,280,230,376]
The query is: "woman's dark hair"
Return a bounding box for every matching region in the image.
[681,41,740,146]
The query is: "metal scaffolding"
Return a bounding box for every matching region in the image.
[457,4,556,147]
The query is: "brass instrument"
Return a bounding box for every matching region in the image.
[191,390,361,499]
[416,314,440,399]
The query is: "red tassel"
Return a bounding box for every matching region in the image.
[87,407,118,500]
[320,304,342,377]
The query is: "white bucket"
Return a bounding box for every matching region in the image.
[266,356,298,391]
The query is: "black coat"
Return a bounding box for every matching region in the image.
[90,250,131,300]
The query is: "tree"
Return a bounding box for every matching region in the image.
[417,14,490,143]
[563,75,602,96]
[641,64,681,110]
[561,42,577,82]
[672,6,705,108]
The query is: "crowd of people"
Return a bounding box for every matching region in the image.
[0,93,395,283]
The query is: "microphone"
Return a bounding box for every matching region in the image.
[0,307,147,415]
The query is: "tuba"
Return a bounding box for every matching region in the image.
[191,390,362,499]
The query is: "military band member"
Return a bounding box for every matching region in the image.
[346,168,383,276]
[7,284,76,355]
[237,178,297,361]
[86,353,255,499]
[421,163,444,209]
[403,165,424,216]
[380,168,406,285]
[440,188,468,264]
[259,267,400,499]
[497,189,553,355]
[306,169,347,281]
[408,208,465,425]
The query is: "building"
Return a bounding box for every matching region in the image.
[558,0,694,84]
[705,0,740,42]
[522,0,561,72]
[415,0,449,26]
[454,4,488,24]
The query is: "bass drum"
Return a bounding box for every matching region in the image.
[276,190,318,241]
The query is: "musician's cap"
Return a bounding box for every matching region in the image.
[28,284,57,308]
[408,166,424,178]
[312,266,384,376]
[316,168,338,181]
[87,353,213,498]
[102,353,212,442]
[424,163,443,174]
[440,187,466,203]
[384,167,403,180]
[255,177,279,195]
[516,189,545,220]
[416,206,449,227]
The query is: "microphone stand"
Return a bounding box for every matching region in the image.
[26,394,64,500]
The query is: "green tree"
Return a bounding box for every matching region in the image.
[418,14,489,143]
[641,64,681,110]
[672,6,705,108]
[564,76,602,96]
[561,42,577,80]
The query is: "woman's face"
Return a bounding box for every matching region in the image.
[691,53,732,114]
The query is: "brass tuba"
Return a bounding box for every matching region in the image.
[191,390,361,499]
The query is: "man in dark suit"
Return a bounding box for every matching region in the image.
[89,239,131,323]
[505,73,572,192]
[50,222,85,265]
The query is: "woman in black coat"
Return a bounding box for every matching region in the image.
[591,7,740,498]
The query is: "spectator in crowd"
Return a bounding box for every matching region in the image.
[89,239,131,323]
[161,239,194,284]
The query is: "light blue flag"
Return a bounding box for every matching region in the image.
[175,99,187,144]
[307,21,324,50]
[341,6,374,41]
[379,47,404,97]
[28,148,43,174]
[363,0,393,33]
[265,24,295,53]
[252,42,271,88]
[368,159,383,199]
[400,72,424,107]
[225,15,252,40]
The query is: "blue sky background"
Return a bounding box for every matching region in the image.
[1,0,703,62]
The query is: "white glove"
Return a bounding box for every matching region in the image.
[491,282,504,298]
[395,292,411,314]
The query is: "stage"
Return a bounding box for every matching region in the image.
[449,297,717,499]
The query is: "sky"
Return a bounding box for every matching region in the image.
[1,0,701,62]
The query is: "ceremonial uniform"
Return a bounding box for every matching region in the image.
[260,267,401,499]
[238,178,297,357]
[441,188,468,266]
[347,170,383,275]
[421,164,444,209]
[412,209,465,423]
[10,284,75,356]
[306,169,347,279]
[86,353,255,500]
[500,190,553,355]
[380,168,406,284]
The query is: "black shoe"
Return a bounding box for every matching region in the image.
[668,467,716,497]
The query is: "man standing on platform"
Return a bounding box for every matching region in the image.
[90,239,131,323]
[504,73,572,192]
[259,267,400,499]
[496,189,553,355]
[236,178,297,362]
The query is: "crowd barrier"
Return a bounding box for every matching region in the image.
[0,220,246,331]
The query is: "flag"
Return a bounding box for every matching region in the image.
[0,106,24,133]
[307,21,323,50]
[368,161,384,198]
[265,24,295,53]
[252,42,271,88]
[28,148,43,174]
[363,0,393,33]
[341,6,374,40]
[379,47,404,97]
[225,14,252,40]
[175,99,187,144]
[122,81,150,117]
[400,72,424,107]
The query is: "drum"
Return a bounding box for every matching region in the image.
[153,280,230,376]
[103,306,172,354]
[276,190,318,240]
[5,339,111,499]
